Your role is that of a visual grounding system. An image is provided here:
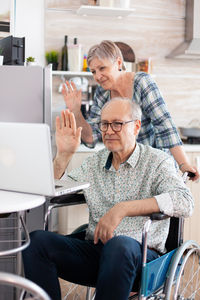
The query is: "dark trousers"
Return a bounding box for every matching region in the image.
[22,230,159,300]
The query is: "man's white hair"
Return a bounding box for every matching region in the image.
[101,98,142,121]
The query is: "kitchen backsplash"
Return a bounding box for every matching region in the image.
[46,0,200,128]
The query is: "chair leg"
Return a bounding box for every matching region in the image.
[19,289,26,300]
[91,290,96,300]
[44,204,56,231]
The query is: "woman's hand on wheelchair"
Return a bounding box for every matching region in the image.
[180,163,199,181]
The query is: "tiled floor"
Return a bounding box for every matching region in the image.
[59,278,95,300]
[59,279,138,299]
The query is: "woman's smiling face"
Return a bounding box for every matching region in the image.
[89,57,121,90]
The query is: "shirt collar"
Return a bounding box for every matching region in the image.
[105,152,113,170]
[103,143,140,170]
[125,143,140,169]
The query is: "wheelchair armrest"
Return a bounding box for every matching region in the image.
[50,192,86,206]
[150,212,170,221]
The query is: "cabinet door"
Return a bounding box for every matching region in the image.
[58,152,94,235]
[184,152,200,244]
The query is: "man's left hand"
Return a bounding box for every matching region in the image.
[94,203,125,244]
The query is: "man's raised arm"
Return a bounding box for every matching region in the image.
[53,109,82,179]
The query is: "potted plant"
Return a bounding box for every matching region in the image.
[45,50,59,70]
[0,47,4,66]
[26,56,36,66]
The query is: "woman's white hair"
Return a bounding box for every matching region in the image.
[101,98,142,121]
[87,40,126,70]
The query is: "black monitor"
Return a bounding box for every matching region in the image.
[0,35,25,65]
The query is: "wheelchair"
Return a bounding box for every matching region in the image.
[44,174,200,300]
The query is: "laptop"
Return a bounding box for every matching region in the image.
[0,122,89,196]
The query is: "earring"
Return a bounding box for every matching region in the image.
[119,68,122,71]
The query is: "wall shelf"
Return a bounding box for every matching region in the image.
[76,5,135,17]
[52,70,93,77]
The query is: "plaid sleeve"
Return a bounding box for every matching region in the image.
[135,73,182,149]
[87,86,110,145]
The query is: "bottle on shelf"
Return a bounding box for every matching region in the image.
[68,37,82,72]
[82,54,90,72]
[88,85,94,105]
[61,35,69,71]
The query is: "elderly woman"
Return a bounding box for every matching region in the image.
[62,40,199,180]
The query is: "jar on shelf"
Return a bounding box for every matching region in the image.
[136,58,152,74]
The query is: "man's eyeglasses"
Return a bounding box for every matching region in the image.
[98,120,135,132]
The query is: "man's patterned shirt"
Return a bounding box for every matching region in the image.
[67,143,193,253]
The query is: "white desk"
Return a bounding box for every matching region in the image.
[0,190,45,214]
[0,192,47,300]
[0,190,45,257]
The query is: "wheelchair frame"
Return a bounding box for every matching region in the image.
[0,271,51,300]
[138,215,200,300]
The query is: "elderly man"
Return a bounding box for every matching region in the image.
[23,98,193,300]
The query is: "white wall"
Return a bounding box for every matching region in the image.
[13,0,45,66]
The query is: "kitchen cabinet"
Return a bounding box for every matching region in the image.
[52,71,94,94]
[58,145,200,246]
[52,70,94,98]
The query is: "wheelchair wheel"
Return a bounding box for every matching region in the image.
[164,240,200,300]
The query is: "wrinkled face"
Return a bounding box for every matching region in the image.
[89,57,121,90]
[101,101,140,153]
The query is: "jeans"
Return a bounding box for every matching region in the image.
[22,230,159,300]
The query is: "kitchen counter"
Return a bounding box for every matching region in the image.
[78,143,105,152]
[78,143,200,153]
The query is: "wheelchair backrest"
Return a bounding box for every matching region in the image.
[165,217,182,252]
